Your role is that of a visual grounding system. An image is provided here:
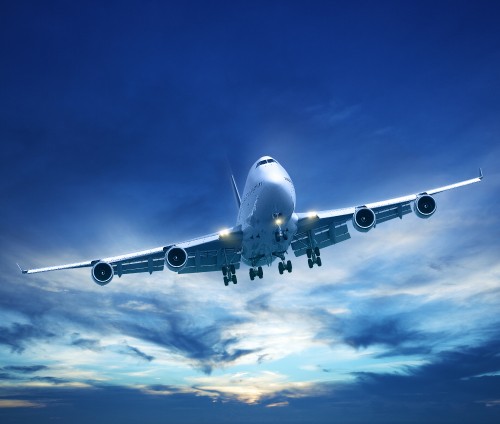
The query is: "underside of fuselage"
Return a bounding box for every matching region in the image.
[237,156,297,269]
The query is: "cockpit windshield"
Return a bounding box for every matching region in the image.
[256,158,276,168]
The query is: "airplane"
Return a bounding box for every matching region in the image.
[19,156,483,287]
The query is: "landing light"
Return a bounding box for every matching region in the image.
[219,229,230,237]
[308,211,317,218]
[275,218,282,225]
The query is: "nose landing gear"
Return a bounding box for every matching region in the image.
[278,260,292,274]
[275,229,288,242]
[273,213,288,242]
[249,266,264,281]
[306,247,322,268]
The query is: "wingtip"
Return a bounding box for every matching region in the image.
[479,168,483,180]
[16,263,27,274]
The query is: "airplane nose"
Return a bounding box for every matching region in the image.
[259,178,295,218]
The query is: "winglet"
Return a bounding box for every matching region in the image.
[479,168,483,180]
[16,263,27,274]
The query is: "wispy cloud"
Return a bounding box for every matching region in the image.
[0,399,45,408]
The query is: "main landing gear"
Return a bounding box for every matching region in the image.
[307,247,322,268]
[249,266,263,281]
[222,264,237,286]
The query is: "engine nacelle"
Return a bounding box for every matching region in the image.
[165,246,188,272]
[353,206,376,232]
[92,261,114,286]
[414,194,437,219]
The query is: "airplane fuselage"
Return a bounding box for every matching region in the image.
[237,156,298,267]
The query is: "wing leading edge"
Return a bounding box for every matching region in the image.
[292,169,483,257]
[19,227,243,278]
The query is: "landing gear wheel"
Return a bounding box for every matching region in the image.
[230,264,236,274]
[278,262,284,275]
[275,232,281,242]
[314,247,320,257]
[222,266,228,276]
[283,233,288,240]
[308,258,314,269]
[286,260,292,273]
[232,274,237,284]
[316,257,322,267]
[249,269,255,281]
[258,266,263,279]
[306,248,312,259]
[224,276,229,286]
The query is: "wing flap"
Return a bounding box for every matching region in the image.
[292,221,350,257]
[114,258,165,276]
[374,202,413,224]
[179,247,241,274]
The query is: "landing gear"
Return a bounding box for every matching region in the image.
[278,259,292,275]
[307,246,322,268]
[222,265,237,286]
[275,229,289,242]
[249,266,263,281]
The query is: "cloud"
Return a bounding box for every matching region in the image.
[0,323,55,353]
[71,337,102,351]
[119,344,154,362]
[187,371,317,404]
[0,399,45,408]
[117,319,256,374]
[3,365,48,373]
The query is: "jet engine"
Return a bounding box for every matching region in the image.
[353,207,376,232]
[414,194,437,219]
[165,246,188,272]
[92,261,114,286]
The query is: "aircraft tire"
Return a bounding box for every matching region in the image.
[316,257,322,267]
[308,258,314,269]
[258,266,263,279]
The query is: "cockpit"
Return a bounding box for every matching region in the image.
[256,158,277,168]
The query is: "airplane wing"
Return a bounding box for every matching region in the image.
[291,170,483,257]
[19,226,243,280]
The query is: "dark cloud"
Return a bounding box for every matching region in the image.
[30,376,69,385]
[116,316,256,374]
[3,365,48,373]
[245,293,273,313]
[340,316,424,350]
[0,323,55,353]
[71,337,102,351]
[314,305,430,354]
[120,344,154,362]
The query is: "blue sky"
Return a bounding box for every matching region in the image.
[1,1,500,422]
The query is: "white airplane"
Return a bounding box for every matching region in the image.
[19,156,483,286]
